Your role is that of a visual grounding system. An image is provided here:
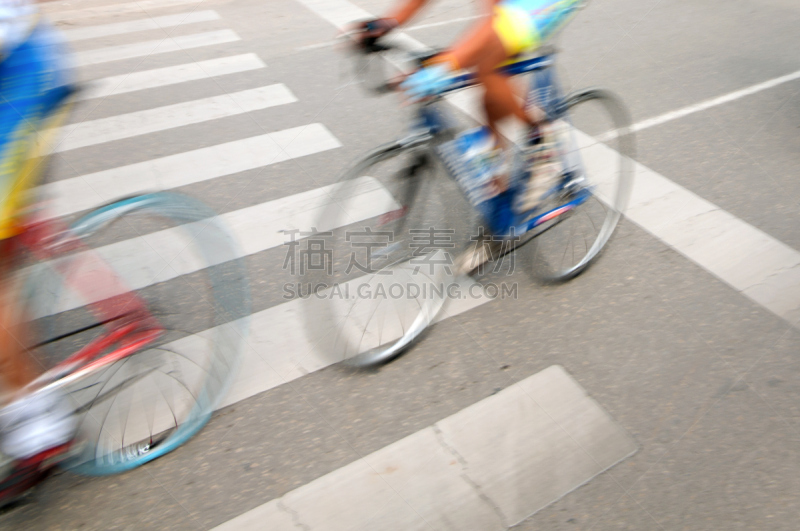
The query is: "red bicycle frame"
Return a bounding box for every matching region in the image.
[15,211,163,392]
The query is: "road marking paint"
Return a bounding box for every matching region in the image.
[212,273,490,409]
[76,53,266,101]
[42,124,339,217]
[406,14,482,31]
[296,15,482,51]
[54,84,296,153]
[296,40,336,51]
[35,174,495,394]
[296,0,369,28]
[74,29,240,67]
[33,177,390,316]
[630,68,800,134]
[297,0,800,328]
[624,158,800,327]
[453,87,800,328]
[44,0,202,21]
[61,10,220,42]
[212,365,636,530]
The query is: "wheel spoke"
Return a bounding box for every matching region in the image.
[527,90,634,281]
[304,146,455,367]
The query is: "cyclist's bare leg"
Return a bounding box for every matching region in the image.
[0,260,74,461]
[444,20,548,193]
[482,70,530,138]
[448,20,545,124]
[0,252,39,401]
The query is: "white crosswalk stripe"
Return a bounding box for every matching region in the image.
[54,84,297,153]
[76,53,266,101]
[62,10,221,42]
[212,274,491,410]
[43,124,336,217]
[44,0,203,22]
[74,29,240,67]
[33,177,391,317]
[213,365,636,530]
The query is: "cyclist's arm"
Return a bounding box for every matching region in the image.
[422,16,506,73]
[481,0,501,14]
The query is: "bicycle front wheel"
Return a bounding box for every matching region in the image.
[527,88,635,281]
[24,193,249,475]
[302,138,470,368]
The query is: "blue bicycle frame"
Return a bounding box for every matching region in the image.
[411,53,592,238]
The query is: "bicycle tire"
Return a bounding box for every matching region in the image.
[23,192,249,475]
[525,88,635,281]
[301,138,470,368]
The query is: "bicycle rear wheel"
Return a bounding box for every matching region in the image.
[302,138,470,368]
[526,88,635,281]
[23,193,249,475]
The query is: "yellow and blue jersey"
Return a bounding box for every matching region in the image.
[493,0,584,55]
[0,22,72,239]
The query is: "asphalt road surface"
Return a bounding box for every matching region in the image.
[3,0,800,529]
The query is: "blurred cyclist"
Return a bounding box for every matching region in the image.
[0,0,76,493]
[357,0,583,271]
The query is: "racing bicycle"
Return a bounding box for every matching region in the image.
[0,84,249,503]
[302,33,634,369]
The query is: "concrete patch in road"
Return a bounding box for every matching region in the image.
[212,365,637,530]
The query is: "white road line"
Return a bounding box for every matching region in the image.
[296,40,336,52]
[622,152,800,327]
[35,177,389,314]
[406,14,482,31]
[53,84,296,153]
[211,273,490,409]
[296,0,372,27]
[42,124,340,217]
[41,191,491,415]
[213,365,636,530]
[296,15,481,51]
[37,176,490,344]
[297,0,800,328]
[455,87,800,328]
[631,68,800,134]
[74,29,240,67]
[62,10,220,42]
[44,0,202,21]
[76,53,266,101]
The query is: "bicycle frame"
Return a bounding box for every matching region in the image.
[13,197,163,397]
[405,52,593,237]
[0,80,164,396]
